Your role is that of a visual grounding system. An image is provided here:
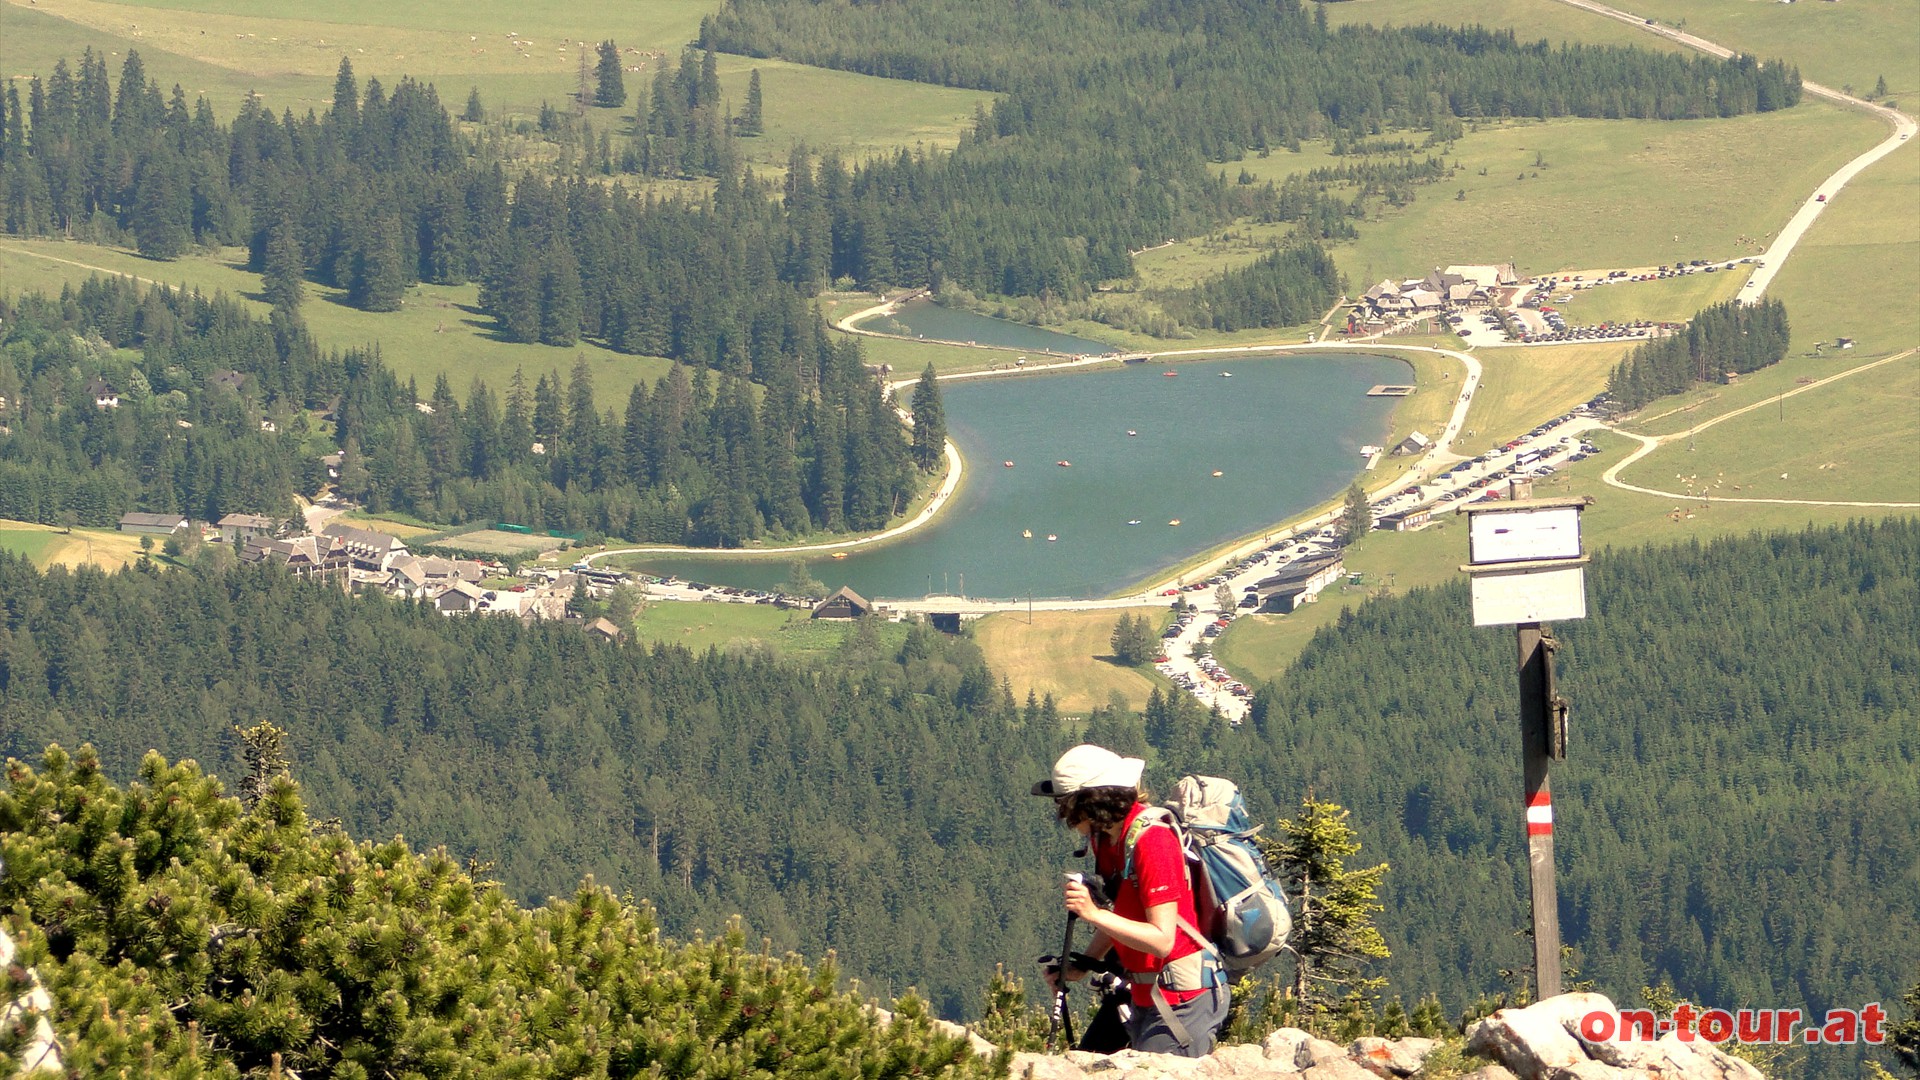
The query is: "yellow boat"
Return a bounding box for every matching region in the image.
[1168,519,1182,526]
[832,552,848,560]
[1022,529,1033,538]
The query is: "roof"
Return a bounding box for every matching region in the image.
[86,376,117,396]
[219,513,278,529]
[1256,553,1345,591]
[438,580,487,601]
[119,512,187,529]
[587,616,622,639]
[816,585,872,611]
[322,523,408,553]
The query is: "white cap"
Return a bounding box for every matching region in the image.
[1030,744,1145,797]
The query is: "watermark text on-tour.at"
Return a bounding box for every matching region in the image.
[1579,1003,1888,1045]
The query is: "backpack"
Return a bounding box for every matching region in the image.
[1123,774,1292,980]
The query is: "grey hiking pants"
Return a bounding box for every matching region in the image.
[1124,981,1229,1058]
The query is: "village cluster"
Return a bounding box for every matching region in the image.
[112,513,627,638]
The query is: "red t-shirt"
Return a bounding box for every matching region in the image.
[1093,803,1205,1006]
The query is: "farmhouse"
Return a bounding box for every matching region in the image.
[117,512,190,536]
[219,513,281,545]
[812,586,874,620]
[86,376,120,409]
[434,580,488,615]
[587,617,624,642]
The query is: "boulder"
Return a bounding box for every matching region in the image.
[1011,1052,1090,1080]
[1542,1063,1635,1080]
[1296,1036,1352,1069]
[1349,1036,1437,1076]
[1460,1068,1521,1080]
[1263,1028,1314,1063]
[1467,1001,1591,1077]
[1300,1060,1379,1080]
[1202,1044,1287,1075]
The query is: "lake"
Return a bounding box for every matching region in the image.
[628,353,1410,600]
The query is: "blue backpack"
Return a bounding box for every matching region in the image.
[1123,775,1292,979]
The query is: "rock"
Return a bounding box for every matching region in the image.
[1467,1001,1592,1078]
[0,927,63,1076]
[1532,992,1623,1041]
[1010,1051,1089,1080]
[1296,1036,1351,1069]
[1263,1028,1313,1063]
[1542,1062,1634,1080]
[1349,1036,1437,1076]
[1202,1044,1285,1075]
[1100,1048,1212,1077]
[1301,1060,1379,1080]
[1460,1068,1521,1080]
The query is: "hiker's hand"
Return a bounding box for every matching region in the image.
[1042,962,1085,992]
[1063,877,1098,918]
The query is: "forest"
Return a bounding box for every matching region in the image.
[2,11,1800,334]
[0,278,921,542]
[1605,298,1792,410]
[1,519,1912,1060]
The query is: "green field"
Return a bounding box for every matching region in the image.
[0,519,148,570]
[0,239,672,408]
[625,601,909,660]
[0,0,990,165]
[0,526,67,565]
[972,607,1174,713]
[1766,139,1920,358]
[1460,342,1625,450]
[1545,270,1743,326]
[1135,103,1883,316]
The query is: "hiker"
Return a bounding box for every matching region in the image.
[1034,744,1229,1057]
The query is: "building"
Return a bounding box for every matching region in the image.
[812,586,873,620]
[1376,508,1434,532]
[321,523,410,573]
[586,617,623,642]
[1393,431,1433,456]
[1253,553,1345,613]
[238,534,350,582]
[219,513,280,545]
[86,376,120,409]
[118,512,190,536]
[211,370,247,395]
[434,580,488,615]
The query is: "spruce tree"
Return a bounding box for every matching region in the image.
[739,69,765,136]
[595,40,627,109]
[347,222,406,312]
[261,210,304,311]
[1341,482,1371,545]
[909,363,946,472]
[464,85,485,122]
[131,146,192,259]
[1267,797,1391,1016]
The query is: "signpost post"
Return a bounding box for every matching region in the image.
[1460,488,1592,1001]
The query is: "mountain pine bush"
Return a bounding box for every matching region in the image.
[0,745,1007,1078]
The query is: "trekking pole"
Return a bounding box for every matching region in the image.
[1049,909,1078,1050]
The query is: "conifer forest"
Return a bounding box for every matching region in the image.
[0,0,1912,1074]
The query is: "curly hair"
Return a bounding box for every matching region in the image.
[1056,785,1145,832]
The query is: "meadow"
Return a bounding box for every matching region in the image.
[970,607,1175,713]
[0,519,148,570]
[0,239,674,408]
[0,0,990,166]
[624,600,909,661]
[1323,0,1917,105]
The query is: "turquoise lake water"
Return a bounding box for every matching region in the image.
[629,353,1409,600]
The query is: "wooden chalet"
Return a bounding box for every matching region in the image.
[812,586,873,620]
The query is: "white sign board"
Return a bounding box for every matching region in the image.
[1469,506,1583,564]
[1470,564,1587,626]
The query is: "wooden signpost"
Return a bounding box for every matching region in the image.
[1461,488,1593,1000]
